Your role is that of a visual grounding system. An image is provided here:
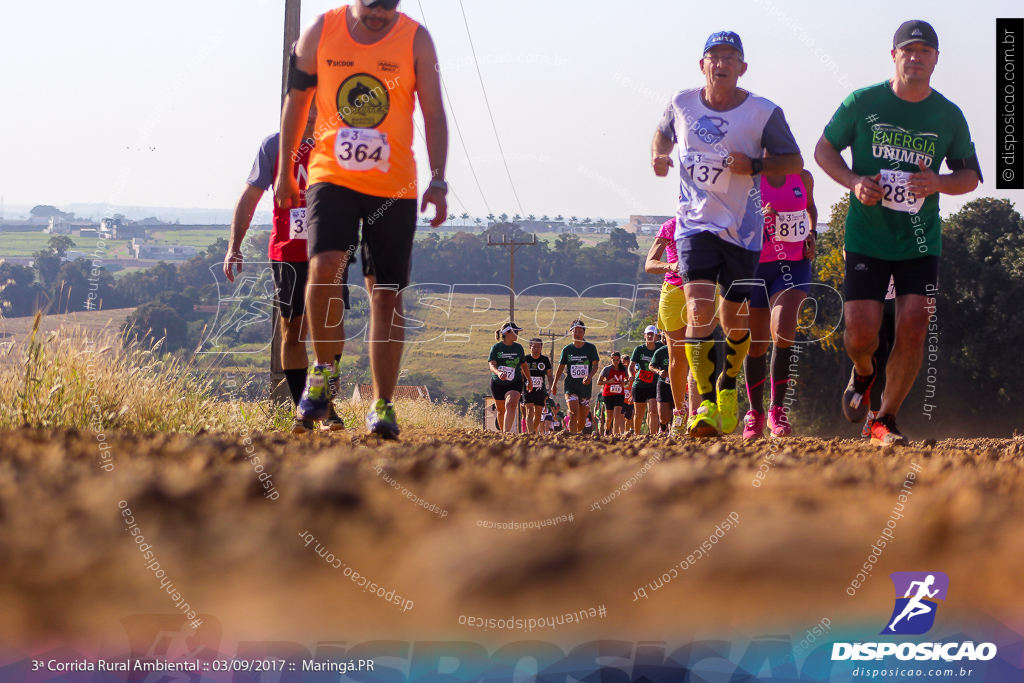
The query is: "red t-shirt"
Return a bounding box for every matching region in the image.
[246,132,313,262]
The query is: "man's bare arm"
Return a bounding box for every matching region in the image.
[224,184,264,281]
[814,135,882,206]
[414,26,448,227]
[652,130,675,176]
[276,15,323,210]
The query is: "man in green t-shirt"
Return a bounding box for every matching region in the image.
[629,325,662,434]
[552,320,600,433]
[814,20,981,447]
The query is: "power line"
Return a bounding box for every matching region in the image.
[413,119,468,218]
[456,0,526,217]
[415,0,492,216]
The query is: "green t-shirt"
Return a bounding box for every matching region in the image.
[559,342,599,385]
[650,344,670,385]
[488,341,526,384]
[823,81,976,260]
[630,343,660,387]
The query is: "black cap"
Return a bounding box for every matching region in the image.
[893,20,938,51]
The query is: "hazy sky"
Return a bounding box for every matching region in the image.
[1,0,1020,222]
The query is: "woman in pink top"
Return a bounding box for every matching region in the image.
[645,218,696,430]
[743,169,818,439]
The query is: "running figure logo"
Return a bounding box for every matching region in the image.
[881,571,949,635]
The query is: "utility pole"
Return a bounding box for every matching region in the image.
[271,0,302,405]
[486,232,536,323]
[539,329,562,361]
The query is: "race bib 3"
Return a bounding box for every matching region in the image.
[289,208,308,241]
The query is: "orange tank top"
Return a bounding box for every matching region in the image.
[309,6,418,198]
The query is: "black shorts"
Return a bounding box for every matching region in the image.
[622,404,635,420]
[676,230,760,302]
[306,182,418,290]
[270,260,309,320]
[271,259,350,321]
[491,380,523,402]
[524,388,547,406]
[844,252,940,301]
[633,384,658,403]
[657,381,674,404]
[603,393,625,409]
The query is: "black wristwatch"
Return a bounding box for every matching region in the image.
[750,158,763,176]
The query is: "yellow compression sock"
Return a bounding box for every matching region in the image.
[685,337,717,402]
[720,332,751,391]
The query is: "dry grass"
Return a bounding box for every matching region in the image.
[0,313,476,434]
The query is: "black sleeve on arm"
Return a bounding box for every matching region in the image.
[947,154,984,183]
[287,50,318,91]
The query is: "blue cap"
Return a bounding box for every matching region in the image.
[703,31,744,59]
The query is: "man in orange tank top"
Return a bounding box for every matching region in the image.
[276,0,448,439]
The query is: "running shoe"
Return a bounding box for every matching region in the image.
[296,363,332,421]
[842,360,876,423]
[687,400,721,438]
[366,398,400,439]
[861,410,876,438]
[870,414,908,447]
[322,403,346,431]
[671,409,688,436]
[327,360,341,398]
[717,388,739,434]
[291,417,316,434]
[767,405,792,437]
[742,410,765,440]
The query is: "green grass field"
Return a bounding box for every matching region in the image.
[0,232,53,257]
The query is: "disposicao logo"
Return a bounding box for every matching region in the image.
[831,571,998,662]
[881,571,948,635]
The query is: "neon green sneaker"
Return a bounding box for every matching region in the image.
[671,409,688,437]
[717,387,739,434]
[366,398,400,439]
[687,400,721,438]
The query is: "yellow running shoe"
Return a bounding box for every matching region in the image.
[687,400,721,438]
[717,388,739,434]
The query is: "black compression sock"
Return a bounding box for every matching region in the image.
[284,367,308,406]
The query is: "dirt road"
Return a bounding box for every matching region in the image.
[1,428,1022,647]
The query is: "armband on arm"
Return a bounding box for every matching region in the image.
[287,51,318,92]
[947,154,984,183]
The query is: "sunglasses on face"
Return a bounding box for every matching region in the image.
[365,0,400,9]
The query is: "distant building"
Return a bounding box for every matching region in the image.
[133,241,197,260]
[350,385,431,403]
[629,214,674,236]
[101,218,148,240]
[78,228,99,238]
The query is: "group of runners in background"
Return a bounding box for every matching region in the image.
[488,20,981,446]
[222,1,980,446]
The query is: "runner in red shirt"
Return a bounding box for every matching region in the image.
[224,105,348,433]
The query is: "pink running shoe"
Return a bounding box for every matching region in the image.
[767,405,792,437]
[742,410,765,440]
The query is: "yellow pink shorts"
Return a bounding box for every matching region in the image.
[657,280,688,332]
